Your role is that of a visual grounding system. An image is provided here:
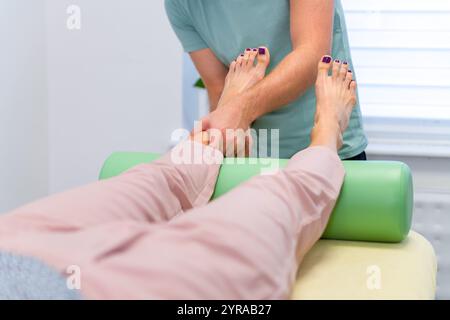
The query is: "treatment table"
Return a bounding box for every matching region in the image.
[100,152,437,300]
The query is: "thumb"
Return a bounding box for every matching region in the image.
[190,117,211,137]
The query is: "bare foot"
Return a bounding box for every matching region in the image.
[218,47,271,107]
[311,55,357,151]
[188,46,269,152]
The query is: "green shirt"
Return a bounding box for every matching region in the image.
[165,0,368,159]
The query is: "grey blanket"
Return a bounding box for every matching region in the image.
[0,252,81,300]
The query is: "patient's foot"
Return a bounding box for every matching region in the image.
[218,47,271,107]
[311,56,357,151]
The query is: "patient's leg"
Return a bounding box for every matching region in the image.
[0,143,344,300]
[0,139,222,232]
[58,145,343,300]
[0,56,356,300]
[71,56,357,299]
[134,56,357,299]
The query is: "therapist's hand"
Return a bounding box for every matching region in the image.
[200,95,254,156]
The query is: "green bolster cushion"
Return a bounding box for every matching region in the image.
[99,153,413,243]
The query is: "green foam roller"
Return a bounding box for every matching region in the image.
[99,153,413,243]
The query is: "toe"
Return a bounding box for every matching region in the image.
[235,54,245,72]
[349,80,357,107]
[339,61,349,81]
[317,55,332,79]
[332,59,341,80]
[229,60,237,73]
[243,48,252,69]
[247,48,258,68]
[256,46,271,71]
[350,80,357,95]
[257,47,270,66]
[344,68,353,88]
[227,60,237,81]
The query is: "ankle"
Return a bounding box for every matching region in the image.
[314,107,339,126]
[310,120,342,152]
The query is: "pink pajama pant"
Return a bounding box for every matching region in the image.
[0,142,344,299]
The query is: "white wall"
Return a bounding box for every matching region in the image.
[1,0,183,210]
[45,0,183,193]
[0,0,48,213]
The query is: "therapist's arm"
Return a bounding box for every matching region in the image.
[206,0,335,129]
[245,0,334,119]
[190,48,228,111]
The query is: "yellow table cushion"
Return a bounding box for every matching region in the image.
[291,231,437,300]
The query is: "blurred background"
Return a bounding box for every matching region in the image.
[1,0,449,298]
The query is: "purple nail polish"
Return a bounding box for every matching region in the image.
[240,54,244,57]
[246,48,251,51]
[252,48,258,52]
[258,47,266,55]
[348,70,352,73]
[335,59,340,63]
[322,56,332,64]
[343,61,348,65]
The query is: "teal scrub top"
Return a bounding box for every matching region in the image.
[165,0,368,159]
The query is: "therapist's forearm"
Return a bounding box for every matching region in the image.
[242,47,325,122]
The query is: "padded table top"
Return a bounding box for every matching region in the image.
[291,231,437,300]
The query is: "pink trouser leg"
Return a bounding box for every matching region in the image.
[66,146,346,299]
[0,141,222,233]
[111,146,344,299]
[0,143,344,299]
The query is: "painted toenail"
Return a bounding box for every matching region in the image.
[258,48,266,55]
[348,70,352,73]
[253,48,258,51]
[246,48,251,51]
[343,61,348,65]
[322,56,332,63]
[240,54,244,57]
[335,59,340,63]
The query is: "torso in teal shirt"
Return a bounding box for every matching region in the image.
[166,0,368,159]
